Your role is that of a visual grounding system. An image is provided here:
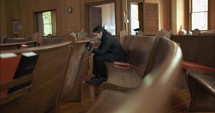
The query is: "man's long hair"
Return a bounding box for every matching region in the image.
[93,25,110,35]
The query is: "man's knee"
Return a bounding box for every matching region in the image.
[95,56,104,62]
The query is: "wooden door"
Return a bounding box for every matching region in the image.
[143,3,158,36]
[138,3,143,32]
[89,7,102,35]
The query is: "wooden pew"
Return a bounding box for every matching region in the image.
[60,35,90,102]
[171,35,215,68]
[40,36,63,46]
[0,41,73,113]
[4,38,32,43]
[87,36,182,113]
[0,41,38,50]
[100,36,157,91]
[186,71,215,112]
[100,35,164,92]
[172,35,215,111]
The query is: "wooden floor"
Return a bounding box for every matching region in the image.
[59,83,99,113]
[59,73,211,113]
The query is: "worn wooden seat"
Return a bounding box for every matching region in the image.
[100,36,156,91]
[87,36,182,113]
[186,71,215,112]
[0,41,73,113]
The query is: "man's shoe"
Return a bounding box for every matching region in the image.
[92,78,107,85]
[85,77,98,84]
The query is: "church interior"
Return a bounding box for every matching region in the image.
[0,0,215,113]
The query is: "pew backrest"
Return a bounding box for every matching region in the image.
[171,35,215,68]
[4,38,32,43]
[40,36,63,46]
[113,37,182,113]
[123,36,156,77]
[0,41,38,51]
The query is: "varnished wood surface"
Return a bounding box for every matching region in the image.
[59,76,100,113]
[59,72,214,113]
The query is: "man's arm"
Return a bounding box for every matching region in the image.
[92,38,111,55]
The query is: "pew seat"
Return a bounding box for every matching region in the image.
[186,71,215,112]
[103,62,141,91]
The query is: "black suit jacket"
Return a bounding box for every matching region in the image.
[92,32,126,61]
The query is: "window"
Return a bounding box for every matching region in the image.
[191,0,208,30]
[34,10,56,36]
[130,3,139,35]
[42,12,53,36]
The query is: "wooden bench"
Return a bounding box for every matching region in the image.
[0,41,73,113]
[40,36,63,46]
[171,35,215,90]
[0,41,38,50]
[60,34,90,102]
[87,36,182,113]
[186,71,215,112]
[100,35,168,92]
[4,38,32,43]
[171,35,215,68]
[100,35,157,91]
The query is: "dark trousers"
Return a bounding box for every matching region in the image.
[92,52,126,79]
[92,54,115,79]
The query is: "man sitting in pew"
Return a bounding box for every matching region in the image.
[86,25,126,85]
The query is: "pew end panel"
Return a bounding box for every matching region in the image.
[60,39,90,102]
[0,42,73,113]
